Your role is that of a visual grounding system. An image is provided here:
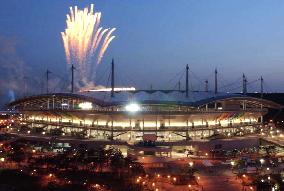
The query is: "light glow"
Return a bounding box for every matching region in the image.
[260,158,265,164]
[78,102,93,110]
[125,103,140,112]
[82,87,136,92]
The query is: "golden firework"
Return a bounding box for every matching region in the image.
[61,4,115,87]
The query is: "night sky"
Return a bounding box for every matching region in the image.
[1,0,284,105]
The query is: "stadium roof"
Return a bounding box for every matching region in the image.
[8,90,283,109]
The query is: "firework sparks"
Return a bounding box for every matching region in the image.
[61,4,115,88]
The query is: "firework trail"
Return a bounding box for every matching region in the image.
[61,4,115,88]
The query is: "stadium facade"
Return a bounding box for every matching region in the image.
[7,90,281,144]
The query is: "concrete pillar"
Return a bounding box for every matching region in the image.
[111,118,114,140]
[260,104,263,123]
[186,130,189,140]
[143,118,145,135]
[242,101,246,110]
[156,115,158,129]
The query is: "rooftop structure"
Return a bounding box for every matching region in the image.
[6,62,283,148]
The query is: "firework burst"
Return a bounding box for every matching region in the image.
[61,4,115,88]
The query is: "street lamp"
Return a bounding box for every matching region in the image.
[230,161,235,172]
[260,158,265,167]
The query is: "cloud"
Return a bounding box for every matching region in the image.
[0,36,31,107]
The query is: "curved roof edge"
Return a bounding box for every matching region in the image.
[7,92,283,109]
[7,93,107,107]
[194,94,282,109]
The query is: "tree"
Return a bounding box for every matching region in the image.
[93,148,108,172]
[109,148,124,178]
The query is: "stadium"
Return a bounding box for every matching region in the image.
[6,64,283,156]
[7,88,281,141]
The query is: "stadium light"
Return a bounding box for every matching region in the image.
[125,103,140,112]
[78,102,93,110]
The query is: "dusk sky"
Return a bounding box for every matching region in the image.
[1,0,284,100]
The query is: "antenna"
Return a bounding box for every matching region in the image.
[186,64,189,97]
[244,76,247,94]
[242,73,247,95]
[214,68,218,94]
[111,58,114,97]
[260,76,263,98]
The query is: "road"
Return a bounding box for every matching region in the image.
[142,157,245,191]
